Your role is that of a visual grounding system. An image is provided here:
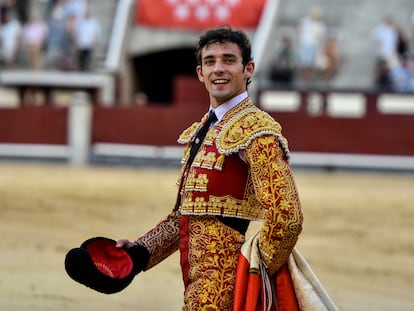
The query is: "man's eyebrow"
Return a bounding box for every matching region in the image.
[222,53,238,58]
[202,53,238,60]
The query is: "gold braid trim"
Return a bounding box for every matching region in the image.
[177,119,206,145]
[216,98,290,161]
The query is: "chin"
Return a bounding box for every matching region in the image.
[212,91,231,102]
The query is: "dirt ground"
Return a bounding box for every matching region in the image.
[0,162,413,311]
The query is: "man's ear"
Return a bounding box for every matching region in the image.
[196,65,204,82]
[244,61,255,79]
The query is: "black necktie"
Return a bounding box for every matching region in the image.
[187,110,217,165]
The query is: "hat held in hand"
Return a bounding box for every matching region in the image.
[64,237,149,294]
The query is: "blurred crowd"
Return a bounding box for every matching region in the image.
[0,0,101,72]
[372,14,414,92]
[269,7,414,93]
[1,1,414,93]
[269,7,340,86]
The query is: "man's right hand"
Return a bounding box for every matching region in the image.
[115,238,135,249]
[116,239,150,272]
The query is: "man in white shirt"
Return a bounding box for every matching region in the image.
[74,10,101,71]
[372,16,398,67]
[0,11,21,69]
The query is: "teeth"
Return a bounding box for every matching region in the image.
[214,80,227,84]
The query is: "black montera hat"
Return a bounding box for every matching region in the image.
[64,237,149,294]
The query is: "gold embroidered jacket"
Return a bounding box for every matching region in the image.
[137,98,303,277]
[176,97,303,275]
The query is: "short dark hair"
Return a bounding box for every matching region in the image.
[195,26,253,67]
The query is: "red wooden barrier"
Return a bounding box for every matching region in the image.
[0,86,413,159]
[0,106,67,144]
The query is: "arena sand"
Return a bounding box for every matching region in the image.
[0,162,413,311]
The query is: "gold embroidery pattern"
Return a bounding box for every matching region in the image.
[190,144,225,171]
[181,192,266,220]
[179,123,220,168]
[178,121,203,145]
[177,113,216,146]
[176,97,292,222]
[244,136,303,275]
[204,128,219,145]
[177,97,289,161]
[216,98,290,160]
[181,145,191,165]
[183,171,209,192]
[183,216,245,311]
[200,152,217,169]
[136,211,181,270]
[214,154,225,171]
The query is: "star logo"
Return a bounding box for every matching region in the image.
[165,0,240,22]
[175,3,190,20]
[195,4,210,21]
[137,0,263,29]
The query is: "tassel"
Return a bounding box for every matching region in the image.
[260,260,273,311]
[214,154,225,170]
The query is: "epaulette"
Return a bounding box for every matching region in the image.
[177,121,203,145]
[216,106,290,160]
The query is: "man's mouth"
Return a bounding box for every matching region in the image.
[212,79,229,85]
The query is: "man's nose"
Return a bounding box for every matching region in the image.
[213,60,226,72]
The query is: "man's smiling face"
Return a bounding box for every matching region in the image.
[196,41,254,108]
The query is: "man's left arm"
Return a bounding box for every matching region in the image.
[244,135,303,276]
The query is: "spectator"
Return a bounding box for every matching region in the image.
[22,13,48,70]
[389,54,414,92]
[60,13,78,70]
[374,58,392,91]
[371,16,408,92]
[1,0,28,24]
[14,0,28,24]
[316,36,340,79]
[405,54,414,91]
[64,0,87,21]
[395,24,410,61]
[372,16,399,68]
[269,36,296,85]
[74,9,101,71]
[297,6,327,79]
[1,0,16,24]
[45,0,67,69]
[0,10,21,69]
[134,92,148,106]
